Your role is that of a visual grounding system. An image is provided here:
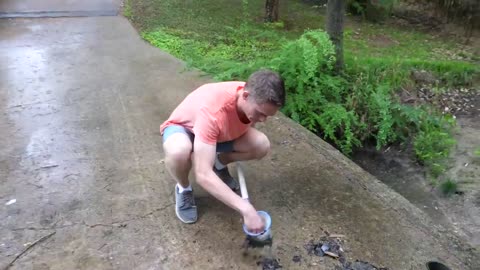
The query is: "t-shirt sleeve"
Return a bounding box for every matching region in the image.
[193,107,219,145]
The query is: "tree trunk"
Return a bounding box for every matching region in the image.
[265,0,280,22]
[326,0,346,72]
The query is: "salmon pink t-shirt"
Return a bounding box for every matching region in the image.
[160,82,251,144]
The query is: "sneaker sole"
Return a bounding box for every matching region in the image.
[175,206,198,224]
[224,182,240,191]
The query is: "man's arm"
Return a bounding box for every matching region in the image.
[193,138,264,233]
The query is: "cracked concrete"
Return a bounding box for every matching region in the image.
[0,0,479,269]
[5,202,173,233]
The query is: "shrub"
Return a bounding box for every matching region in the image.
[271,30,363,154]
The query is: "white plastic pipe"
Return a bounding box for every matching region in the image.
[236,162,249,200]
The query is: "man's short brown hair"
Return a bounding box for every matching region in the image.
[245,69,285,107]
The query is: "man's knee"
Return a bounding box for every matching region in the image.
[165,147,191,164]
[163,137,192,165]
[254,133,270,159]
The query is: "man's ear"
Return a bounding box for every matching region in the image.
[242,90,250,100]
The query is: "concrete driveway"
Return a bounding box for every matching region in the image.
[0,1,478,269]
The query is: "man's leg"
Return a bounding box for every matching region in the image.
[213,128,269,190]
[163,132,193,188]
[163,127,197,223]
[218,127,270,166]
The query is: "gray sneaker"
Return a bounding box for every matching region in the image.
[175,186,197,224]
[214,166,240,191]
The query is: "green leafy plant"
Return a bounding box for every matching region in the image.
[440,179,458,196]
[413,114,456,177]
[272,30,364,154]
[430,162,448,179]
[316,103,363,154]
[414,130,455,163]
[348,0,366,16]
[123,0,133,19]
[272,30,336,90]
[141,30,189,59]
[347,0,397,21]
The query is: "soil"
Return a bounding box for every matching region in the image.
[258,258,282,270]
[292,255,301,263]
[343,260,388,270]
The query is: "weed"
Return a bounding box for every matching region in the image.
[412,113,456,177]
[414,130,456,164]
[123,0,132,19]
[440,179,458,196]
[141,30,188,59]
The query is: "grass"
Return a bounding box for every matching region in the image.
[440,179,458,196]
[127,0,479,88]
[123,0,132,19]
[344,23,474,62]
[127,0,478,88]
[127,0,477,65]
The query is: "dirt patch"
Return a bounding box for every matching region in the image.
[258,258,282,270]
[304,237,344,258]
[292,255,302,263]
[400,83,479,117]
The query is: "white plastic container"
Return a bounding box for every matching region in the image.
[243,210,272,241]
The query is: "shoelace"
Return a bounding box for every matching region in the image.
[180,191,195,209]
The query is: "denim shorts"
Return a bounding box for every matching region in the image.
[162,125,235,153]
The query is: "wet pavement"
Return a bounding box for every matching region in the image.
[0,0,119,18]
[0,1,479,269]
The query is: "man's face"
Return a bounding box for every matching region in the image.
[243,97,279,124]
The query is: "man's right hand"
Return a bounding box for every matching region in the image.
[243,207,265,234]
